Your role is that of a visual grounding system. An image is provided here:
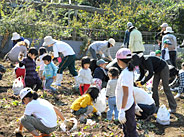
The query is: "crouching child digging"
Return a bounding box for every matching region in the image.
[71,86,101,123]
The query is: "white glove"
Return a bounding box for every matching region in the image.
[102,53,105,58]
[118,109,126,124]
[96,111,101,117]
[135,104,143,116]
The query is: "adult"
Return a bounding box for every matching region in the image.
[11,32,24,47]
[16,88,66,137]
[162,27,177,67]
[129,26,145,54]
[123,22,133,48]
[7,39,30,63]
[43,36,78,86]
[132,54,177,113]
[88,38,115,61]
[155,23,168,50]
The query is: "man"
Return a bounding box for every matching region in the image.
[155,23,168,50]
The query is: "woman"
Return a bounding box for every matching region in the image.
[16,88,66,137]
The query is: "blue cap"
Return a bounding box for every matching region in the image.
[96,59,108,66]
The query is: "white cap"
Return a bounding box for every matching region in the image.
[43,36,56,46]
[108,38,115,46]
[160,23,168,28]
[24,39,30,47]
[164,27,174,33]
[11,32,21,40]
[127,22,133,29]
[19,87,32,100]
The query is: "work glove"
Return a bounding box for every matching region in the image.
[135,104,143,116]
[96,111,101,117]
[118,109,126,124]
[102,53,105,58]
[135,81,143,87]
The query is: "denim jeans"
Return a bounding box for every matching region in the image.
[107,96,119,120]
[45,78,56,92]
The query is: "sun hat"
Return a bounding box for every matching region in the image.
[19,87,33,100]
[108,38,115,46]
[43,36,56,46]
[24,39,30,47]
[116,48,132,59]
[164,39,172,45]
[127,22,133,29]
[155,50,161,55]
[11,32,21,40]
[160,23,168,28]
[164,27,174,33]
[96,59,108,66]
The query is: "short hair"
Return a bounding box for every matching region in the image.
[28,47,38,56]
[108,67,119,77]
[38,47,47,56]
[81,56,90,68]
[42,54,52,62]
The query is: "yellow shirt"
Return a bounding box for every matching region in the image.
[71,94,97,112]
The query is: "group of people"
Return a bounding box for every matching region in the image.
[1,23,183,137]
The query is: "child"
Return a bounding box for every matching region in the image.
[106,67,119,121]
[115,48,138,137]
[93,59,108,89]
[16,87,67,137]
[162,39,172,65]
[36,47,47,79]
[71,86,101,123]
[133,87,156,119]
[19,47,42,91]
[155,50,161,58]
[174,62,184,99]
[77,56,93,95]
[42,55,57,93]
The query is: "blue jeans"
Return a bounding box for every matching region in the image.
[45,78,56,92]
[107,96,119,120]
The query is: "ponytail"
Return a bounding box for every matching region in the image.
[32,92,39,100]
[24,91,39,100]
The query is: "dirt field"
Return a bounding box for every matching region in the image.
[0,60,184,137]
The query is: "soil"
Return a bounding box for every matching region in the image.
[0,60,184,137]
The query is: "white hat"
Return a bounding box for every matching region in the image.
[164,27,174,33]
[24,39,30,47]
[11,32,21,40]
[19,87,32,100]
[108,38,115,46]
[43,36,56,46]
[127,22,133,29]
[160,23,168,28]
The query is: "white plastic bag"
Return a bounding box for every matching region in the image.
[156,105,170,125]
[94,88,107,112]
[60,118,77,132]
[12,77,24,95]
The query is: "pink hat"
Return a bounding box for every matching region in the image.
[116,48,132,59]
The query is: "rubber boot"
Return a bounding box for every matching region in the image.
[53,74,63,86]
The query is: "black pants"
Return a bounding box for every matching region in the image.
[169,51,177,67]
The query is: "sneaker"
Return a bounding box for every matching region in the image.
[168,109,176,114]
[174,93,181,99]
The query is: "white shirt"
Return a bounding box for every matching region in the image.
[133,87,155,105]
[24,99,57,128]
[115,67,134,111]
[36,54,47,71]
[53,40,75,57]
[162,47,170,61]
[77,68,93,84]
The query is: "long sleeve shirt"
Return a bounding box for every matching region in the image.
[71,93,97,112]
[162,34,177,51]
[52,40,75,57]
[77,68,93,84]
[43,62,57,80]
[123,30,130,48]
[138,56,167,85]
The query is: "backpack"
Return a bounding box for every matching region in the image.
[12,77,24,95]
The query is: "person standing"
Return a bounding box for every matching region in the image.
[88,38,115,61]
[162,27,177,67]
[123,22,133,48]
[129,26,145,54]
[155,23,168,50]
[43,36,78,86]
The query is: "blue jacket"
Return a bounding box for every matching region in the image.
[43,62,57,79]
[123,30,130,48]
